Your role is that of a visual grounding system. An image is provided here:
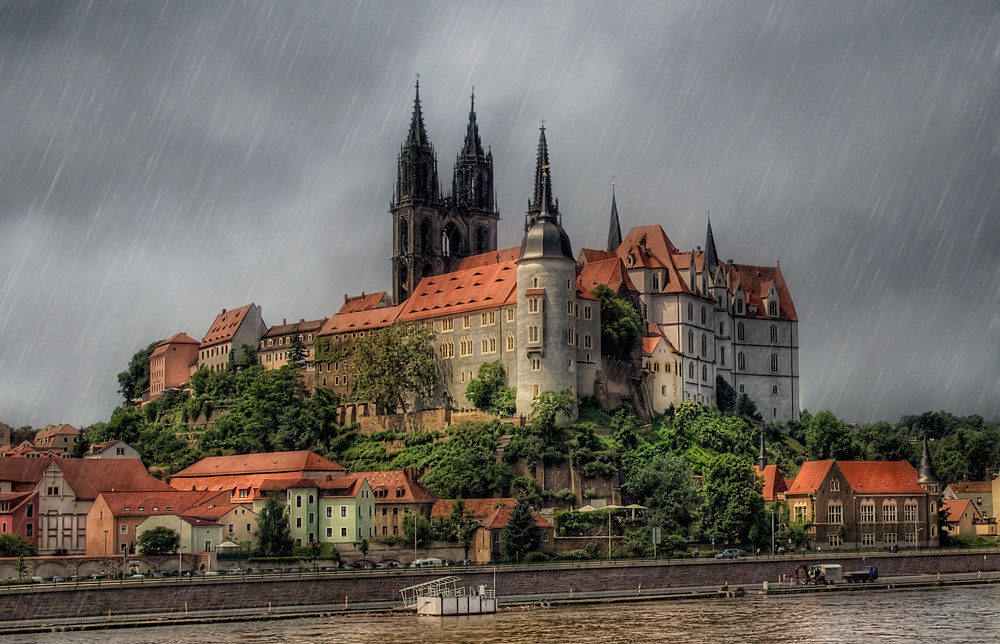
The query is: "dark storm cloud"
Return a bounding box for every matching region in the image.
[0,0,997,427]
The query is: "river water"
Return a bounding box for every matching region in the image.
[10,585,1000,643]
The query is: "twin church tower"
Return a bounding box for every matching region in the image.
[390,82,499,305]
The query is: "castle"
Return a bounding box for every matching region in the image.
[157,83,800,423]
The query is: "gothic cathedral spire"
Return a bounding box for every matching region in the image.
[527,126,558,228]
[704,215,720,280]
[607,182,622,252]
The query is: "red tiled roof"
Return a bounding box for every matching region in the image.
[99,490,220,517]
[947,481,992,494]
[258,474,363,498]
[577,257,637,297]
[263,318,327,339]
[55,459,173,500]
[318,305,404,337]
[85,439,130,456]
[754,464,789,502]
[353,470,437,504]
[579,249,617,263]
[34,423,79,441]
[338,292,392,315]
[455,247,521,270]
[151,333,200,359]
[201,304,254,348]
[431,498,516,519]
[786,460,834,495]
[172,451,344,480]
[838,461,923,494]
[941,498,973,522]
[398,261,518,321]
[480,505,554,530]
[723,264,798,322]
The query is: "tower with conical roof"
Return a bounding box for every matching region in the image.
[918,434,939,494]
[515,127,579,421]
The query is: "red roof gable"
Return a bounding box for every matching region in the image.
[455,247,521,270]
[789,460,924,496]
[318,305,404,337]
[947,481,992,494]
[338,292,392,315]
[754,464,789,502]
[398,261,518,321]
[940,498,975,522]
[481,504,554,530]
[172,451,345,480]
[723,264,798,321]
[353,470,437,504]
[786,460,834,495]
[262,318,327,339]
[201,304,254,348]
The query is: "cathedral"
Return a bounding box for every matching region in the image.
[312,83,799,423]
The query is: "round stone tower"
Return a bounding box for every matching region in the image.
[515,127,579,422]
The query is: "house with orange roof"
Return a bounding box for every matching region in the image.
[940,498,995,536]
[312,304,404,397]
[198,303,268,373]
[168,450,347,498]
[265,475,375,547]
[471,500,554,563]
[0,457,171,554]
[642,331,683,413]
[33,424,80,453]
[784,451,940,551]
[149,333,200,400]
[353,468,437,538]
[338,292,393,315]
[942,480,993,518]
[86,489,227,556]
[257,317,327,371]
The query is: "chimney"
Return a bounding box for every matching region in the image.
[300,319,305,324]
[222,309,226,314]
[283,318,287,325]
[345,294,349,304]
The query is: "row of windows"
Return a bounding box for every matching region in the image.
[260,334,312,349]
[200,344,229,361]
[733,352,781,373]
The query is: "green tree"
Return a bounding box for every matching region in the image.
[805,410,856,460]
[530,389,576,440]
[624,452,699,536]
[352,321,436,414]
[402,511,434,548]
[288,335,307,366]
[136,527,180,555]
[591,284,642,360]
[715,375,737,415]
[308,386,343,452]
[117,340,161,402]
[856,421,915,462]
[256,490,293,557]
[502,498,541,560]
[696,453,766,545]
[735,393,763,422]
[0,534,36,558]
[421,421,511,498]
[15,555,26,579]
[466,361,514,415]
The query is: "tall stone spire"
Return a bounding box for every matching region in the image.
[758,429,767,470]
[527,126,558,226]
[459,90,486,162]
[406,80,429,148]
[918,434,939,493]
[394,80,439,205]
[607,181,622,252]
[452,89,495,217]
[704,215,720,279]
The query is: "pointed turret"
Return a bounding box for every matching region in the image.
[918,434,939,493]
[459,90,486,162]
[607,183,622,252]
[406,80,429,148]
[452,89,495,217]
[758,430,767,470]
[704,216,720,280]
[527,126,558,225]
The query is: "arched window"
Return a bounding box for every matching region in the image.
[701,307,706,324]
[770,325,778,343]
[737,352,745,371]
[701,364,707,381]
[720,347,726,365]
[828,501,843,524]
[296,495,302,508]
[687,303,693,320]
[688,362,694,379]
[737,298,743,315]
[769,301,778,317]
[652,273,659,291]
[701,334,707,357]
[882,499,897,523]
[770,354,778,372]
[737,323,745,342]
[399,221,408,252]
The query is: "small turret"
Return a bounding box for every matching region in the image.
[607,182,622,252]
[918,434,938,493]
[758,430,767,470]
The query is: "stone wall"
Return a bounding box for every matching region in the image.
[3,551,998,622]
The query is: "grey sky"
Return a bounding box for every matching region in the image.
[0,1,997,428]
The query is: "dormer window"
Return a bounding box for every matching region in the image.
[652,273,659,291]
[769,301,778,317]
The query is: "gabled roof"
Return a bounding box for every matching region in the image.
[722,263,798,321]
[354,470,437,504]
[788,460,925,496]
[172,451,345,480]
[151,333,200,358]
[201,304,255,348]
[54,459,173,501]
[0,491,34,512]
[941,498,977,523]
[398,261,518,321]
[480,504,554,530]
[98,490,220,517]
[258,474,364,498]
[262,318,327,339]
[578,248,617,264]
[338,292,392,315]
[85,439,132,456]
[946,481,992,495]
[455,248,520,271]
[431,498,516,520]
[754,464,789,502]
[318,305,404,337]
[577,257,638,298]
[34,423,79,441]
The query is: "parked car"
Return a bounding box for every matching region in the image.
[341,563,354,570]
[153,571,169,578]
[375,562,391,569]
[89,572,107,580]
[51,576,64,583]
[457,559,473,566]
[715,549,741,559]
[129,573,145,579]
[356,561,374,569]
[228,568,243,575]
[31,576,43,582]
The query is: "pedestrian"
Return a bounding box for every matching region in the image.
[756,548,761,558]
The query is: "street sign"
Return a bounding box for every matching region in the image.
[651,527,662,545]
